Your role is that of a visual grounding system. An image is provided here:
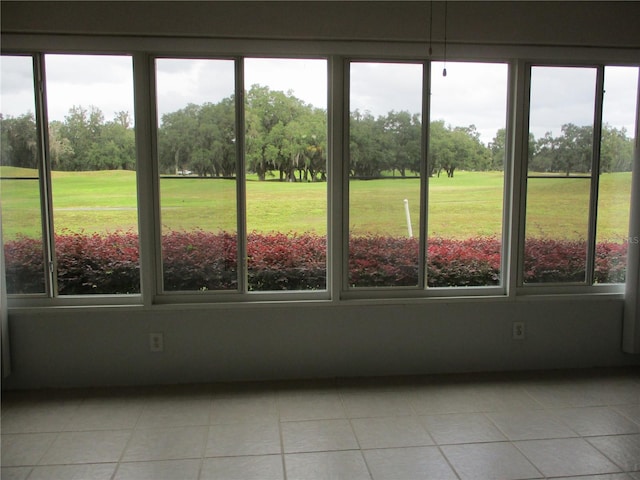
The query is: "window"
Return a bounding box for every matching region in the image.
[156,58,238,292]
[244,58,328,292]
[596,66,638,283]
[428,62,508,288]
[1,55,45,294]
[45,55,138,295]
[524,66,596,284]
[1,54,138,297]
[2,38,637,305]
[155,57,328,294]
[523,65,637,286]
[347,61,509,290]
[348,61,424,288]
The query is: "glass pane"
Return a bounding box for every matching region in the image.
[428,62,508,287]
[525,66,596,283]
[595,66,638,283]
[348,62,423,288]
[156,58,237,292]
[45,54,139,294]
[524,178,590,283]
[244,58,328,291]
[0,55,46,294]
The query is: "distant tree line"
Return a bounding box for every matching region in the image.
[1,85,634,178]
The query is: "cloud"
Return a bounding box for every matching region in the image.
[45,54,134,121]
[245,58,327,109]
[156,58,236,118]
[603,66,638,131]
[1,54,637,146]
[350,62,423,118]
[430,62,509,144]
[0,56,36,116]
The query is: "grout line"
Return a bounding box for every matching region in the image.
[277,393,289,480]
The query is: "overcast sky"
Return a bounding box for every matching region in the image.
[1,54,637,145]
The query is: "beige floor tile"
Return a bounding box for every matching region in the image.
[210,393,278,424]
[39,430,131,465]
[363,446,458,480]
[65,399,144,431]
[352,415,434,449]
[550,475,633,480]
[201,455,285,480]
[341,389,413,418]
[522,375,640,408]
[588,434,640,471]
[486,409,578,440]
[552,407,640,436]
[136,397,211,428]
[122,426,207,462]
[614,404,640,424]
[281,419,359,453]
[410,384,487,415]
[277,392,346,421]
[114,459,200,480]
[1,403,79,433]
[515,438,622,477]
[421,413,507,444]
[29,463,117,480]
[0,467,32,480]
[285,451,371,480]
[205,421,281,456]
[1,433,58,467]
[2,369,639,480]
[442,442,542,480]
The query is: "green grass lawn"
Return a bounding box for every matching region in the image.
[0,167,632,242]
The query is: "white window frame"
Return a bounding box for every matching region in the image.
[1,33,637,309]
[516,62,636,296]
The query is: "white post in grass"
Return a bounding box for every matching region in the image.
[404,198,413,238]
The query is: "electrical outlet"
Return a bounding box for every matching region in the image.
[149,332,164,352]
[512,322,525,340]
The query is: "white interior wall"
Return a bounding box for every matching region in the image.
[2,1,639,390]
[2,1,639,48]
[5,298,634,389]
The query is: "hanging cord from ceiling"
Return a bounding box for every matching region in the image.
[443,0,448,76]
[428,1,433,56]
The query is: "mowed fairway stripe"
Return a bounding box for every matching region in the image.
[0,168,631,242]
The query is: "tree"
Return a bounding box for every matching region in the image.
[158,103,199,174]
[350,110,388,177]
[0,112,38,169]
[57,105,106,171]
[488,128,506,171]
[245,84,318,181]
[383,110,421,177]
[48,120,74,170]
[530,124,593,175]
[556,123,593,175]
[600,124,633,172]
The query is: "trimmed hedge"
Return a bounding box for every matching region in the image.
[3,231,628,294]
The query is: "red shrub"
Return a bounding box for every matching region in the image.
[2,234,46,294]
[54,230,140,294]
[2,231,629,294]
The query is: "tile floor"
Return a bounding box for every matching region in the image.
[1,368,639,480]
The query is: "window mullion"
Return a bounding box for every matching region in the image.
[235,57,248,294]
[586,65,605,286]
[328,55,345,300]
[33,53,56,298]
[133,53,158,305]
[508,60,529,294]
[516,62,533,288]
[341,59,351,293]
[420,61,430,290]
